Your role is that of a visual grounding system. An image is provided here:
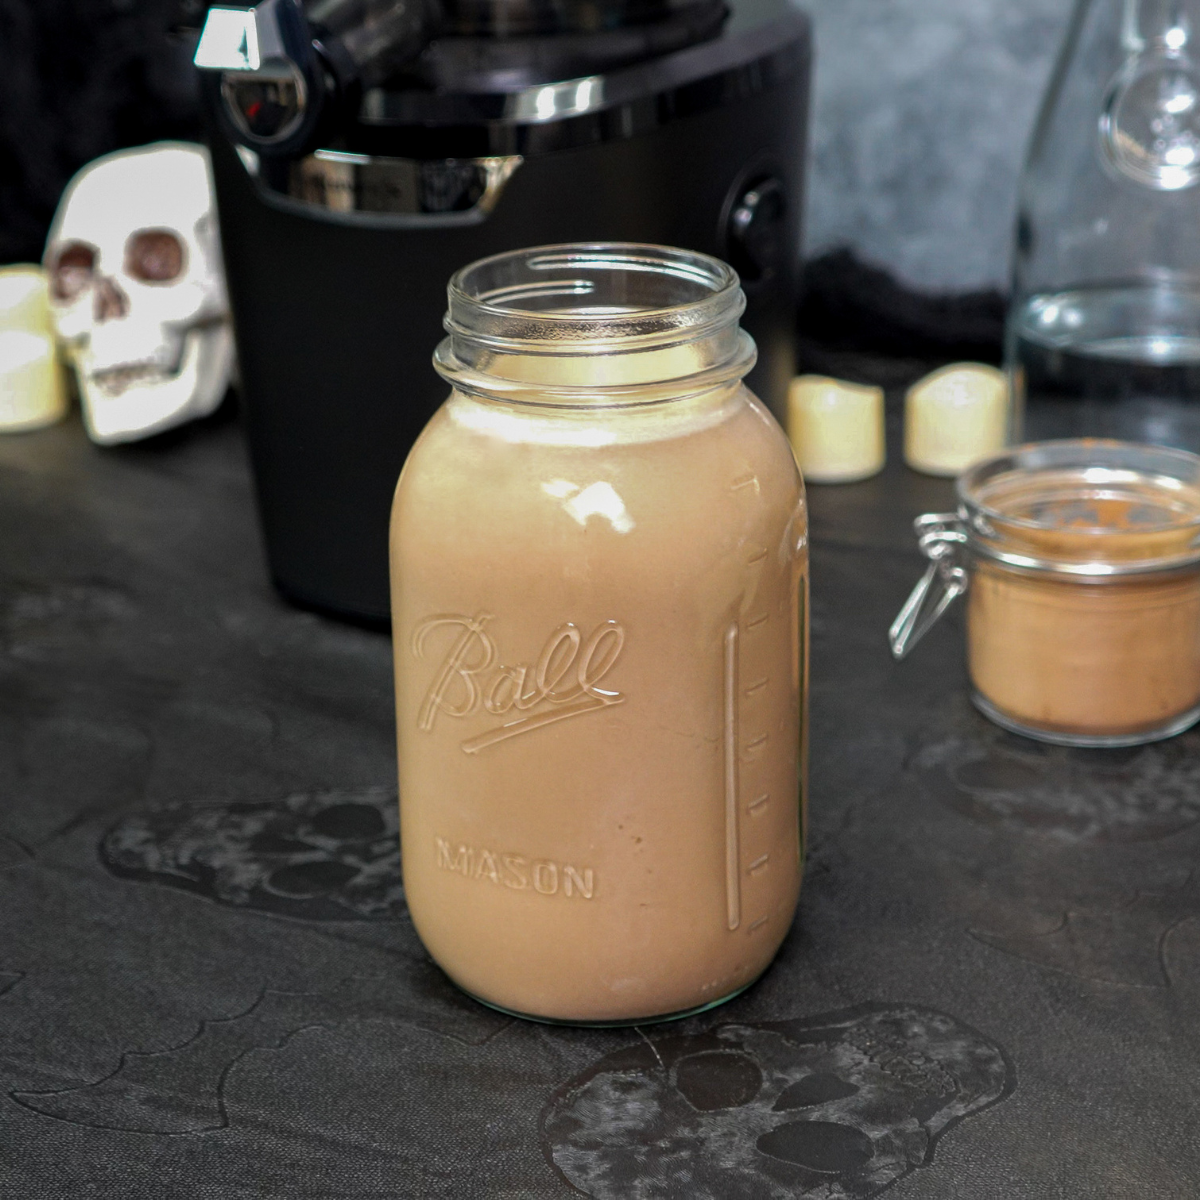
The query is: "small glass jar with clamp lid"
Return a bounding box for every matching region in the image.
[891,439,1200,747]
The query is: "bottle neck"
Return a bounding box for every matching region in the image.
[1124,0,1200,52]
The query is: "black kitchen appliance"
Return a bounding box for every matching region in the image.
[193,0,810,622]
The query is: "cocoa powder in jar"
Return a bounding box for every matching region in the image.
[966,470,1200,739]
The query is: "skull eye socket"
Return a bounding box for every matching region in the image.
[125,229,186,284]
[50,242,97,301]
[310,802,387,840]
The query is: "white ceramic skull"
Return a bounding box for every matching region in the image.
[43,142,234,445]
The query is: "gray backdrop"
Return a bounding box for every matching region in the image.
[802,0,1073,292]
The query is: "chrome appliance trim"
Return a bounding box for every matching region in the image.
[236,148,525,225]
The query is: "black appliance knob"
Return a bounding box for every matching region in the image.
[195,0,335,156]
[726,176,786,285]
[221,70,309,143]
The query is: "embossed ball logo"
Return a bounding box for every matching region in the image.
[412,613,626,752]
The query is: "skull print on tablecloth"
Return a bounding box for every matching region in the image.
[43,142,234,445]
[542,1004,1014,1199]
[101,788,404,921]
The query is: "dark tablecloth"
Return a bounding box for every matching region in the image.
[0,406,1196,1198]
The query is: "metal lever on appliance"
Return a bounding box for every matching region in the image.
[888,513,970,660]
[194,0,305,74]
[194,0,332,155]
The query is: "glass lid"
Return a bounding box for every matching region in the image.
[957,439,1200,572]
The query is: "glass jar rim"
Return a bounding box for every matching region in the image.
[435,242,756,406]
[956,438,1200,576]
[445,242,744,348]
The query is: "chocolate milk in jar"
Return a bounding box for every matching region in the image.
[391,244,808,1023]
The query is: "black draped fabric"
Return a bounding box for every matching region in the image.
[0,0,201,265]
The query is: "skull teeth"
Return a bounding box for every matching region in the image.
[89,361,176,395]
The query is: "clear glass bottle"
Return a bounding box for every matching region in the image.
[390,244,808,1025]
[1010,0,1200,448]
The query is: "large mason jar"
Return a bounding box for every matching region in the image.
[391,244,808,1024]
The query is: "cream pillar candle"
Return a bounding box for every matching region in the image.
[0,332,69,430]
[0,267,68,431]
[0,266,54,336]
[786,374,885,482]
[904,362,1008,477]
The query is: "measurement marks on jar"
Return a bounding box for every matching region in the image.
[724,601,777,936]
[723,468,786,937]
[724,624,742,931]
[745,733,770,757]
